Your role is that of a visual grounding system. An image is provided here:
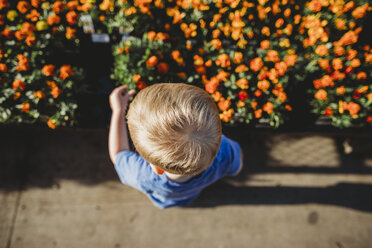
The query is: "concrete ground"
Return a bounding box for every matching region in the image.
[1,126,372,248]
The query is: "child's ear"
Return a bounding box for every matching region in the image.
[152,166,164,175]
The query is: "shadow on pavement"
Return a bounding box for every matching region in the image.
[1,125,372,212]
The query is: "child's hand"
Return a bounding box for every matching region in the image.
[109,85,136,114]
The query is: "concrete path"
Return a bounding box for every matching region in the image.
[1,126,372,248]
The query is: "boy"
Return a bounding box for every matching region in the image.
[109,83,242,208]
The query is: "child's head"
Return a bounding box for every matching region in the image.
[127,83,222,175]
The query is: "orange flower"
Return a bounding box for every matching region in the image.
[193,55,204,66]
[66,11,78,25]
[347,102,361,117]
[17,1,30,14]
[205,60,212,67]
[21,22,36,35]
[147,31,156,41]
[132,74,141,83]
[275,62,288,76]
[263,102,274,114]
[233,52,243,64]
[67,1,79,10]
[257,80,270,92]
[250,57,263,72]
[284,8,291,17]
[215,54,230,68]
[260,40,270,50]
[59,65,74,80]
[25,35,35,46]
[51,87,62,98]
[212,29,221,38]
[21,103,30,113]
[211,39,222,50]
[0,63,7,72]
[350,58,360,67]
[218,98,231,111]
[275,18,284,28]
[315,44,328,56]
[343,1,354,12]
[34,90,45,99]
[284,55,297,67]
[266,50,280,63]
[356,86,368,94]
[251,101,258,109]
[335,30,359,46]
[157,62,169,74]
[26,9,40,22]
[146,56,158,67]
[332,58,343,70]
[285,105,292,111]
[235,78,249,89]
[13,92,21,100]
[318,59,330,70]
[235,64,248,73]
[47,118,57,129]
[0,0,10,10]
[47,15,61,25]
[53,1,65,14]
[156,32,169,41]
[194,66,206,75]
[352,4,368,19]
[261,26,270,36]
[314,89,327,100]
[254,109,262,118]
[177,72,186,79]
[12,79,26,90]
[219,109,234,122]
[356,72,367,80]
[216,70,230,81]
[42,65,55,76]
[331,70,345,80]
[346,49,357,60]
[205,77,219,94]
[336,86,346,95]
[324,107,333,116]
[137,81,147,89]
[17,54,29,71]
[334,46,345,56]
[335,19,346,30]
[238,90,248,101]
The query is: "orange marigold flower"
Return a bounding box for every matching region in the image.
[211,39,222,50]
[350,58,361,67]
[60,65,74,80]
[205,77,219,94]
[233,52,243,64]
[335,18,346,30]
[215,54,230,68]
[335,30,359,46]
[266,50,280,63]
[67,1,79,10]
[331,70,345,80]
[348,102,361,117]
[250,57,263,72]
[285,105,292,111]
[216,70,230,81]
[314,89,327,100]
[352,4,368,19]
[261,26,270,36]
[66,11,78,25]
[318,58,330,70]
[336,86,346,95]
[157,62,169,74]
[0,63,7,72]
[257,80,270,92]
[237,100,245,108]
[254,109,262,119]
[212,29,221,38]
[17,1,30,14]
[275,62,288,76]
[53,1,65,14]
[320,75,334,87]
[251,101,258,109]
[147,31,156,41]
[235,64,249,73]
[13,92,21,100]
[13,79,26,90]
[263,102,274,114]
[47,15,61,25]
[137,81,147,89]
[26,9,40,22]
[34,90,45,99]
[260,40,270,50]
[51,87,62,98]
[284,55,297,67]
[21,103,30,113]
[356,86,368,94]
[356,71,367,80]
[235,78,249,89]
[284,8,291,17]
[132,74,141,83]
[25,35,36,46]
[334,46,345,56]
[324,107,333,116]
[195,65,206,75]
[332,58,343,70]
[219,109,234,122]
[346,49,357,60]
[146,56,158,67]
[193,55,204,66]
[171,50,181,60]
[205,60,212,67]
[42,65,55,76]
[65,27,76,40]
[0,0,10,10]
[21,22,36,35]
[47,118,57,129]
[17,54,29,71]
[343,1,354,12]
[177,72,186,79]
[218,98,231,111]
[315,44,328,56]
[238,91,248,101]
[275,18,284,28]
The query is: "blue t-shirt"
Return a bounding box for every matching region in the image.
[114,135,241,208]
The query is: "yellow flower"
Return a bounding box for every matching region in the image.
[36,21,48,31]
[7,10,18,21]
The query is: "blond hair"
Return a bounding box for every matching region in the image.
[127,83,222,175]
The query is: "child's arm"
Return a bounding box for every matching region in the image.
[108,85,136,164]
